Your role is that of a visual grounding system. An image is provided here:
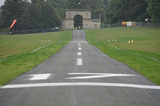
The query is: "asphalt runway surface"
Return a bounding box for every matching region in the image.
[0,30,160,106]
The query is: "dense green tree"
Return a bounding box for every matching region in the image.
[22,1,61,30]
[46,0,67,19]
[0,0,25,30]
[106,0,148,23]
[106,0,128,23]
[31,0,38,4]
[66,0,88,9]
[0,0,61,31]
[125,0,148,22]
[40,3,61,28]
[31,0,44,4]
[102,0,110,9]
[88,0,105,20]
[146,0,160,23]
[21,4,42,30]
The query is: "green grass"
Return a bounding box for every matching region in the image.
[0,31,72,86]
[86,27,160,85]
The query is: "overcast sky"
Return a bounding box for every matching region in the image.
[0,0,5,7]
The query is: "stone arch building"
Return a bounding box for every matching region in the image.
[62,9,101,30]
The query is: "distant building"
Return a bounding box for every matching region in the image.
[62,9,101,30]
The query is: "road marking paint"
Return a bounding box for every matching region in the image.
[109,44,159,61]
[78,43,81,47]
[31,45,46,53]
[77,58,82,65]
[70,41,78,43]
[67,73,137,79]
[78,47,81,50]
[80,41,88,43]
[1,82,160,90]
[29,73,51,80]
[68,73,113,75]
[77,52,82,56]
[0,54,24,62]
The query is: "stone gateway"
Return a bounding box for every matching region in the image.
[62,9,101,30]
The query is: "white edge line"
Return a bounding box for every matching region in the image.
[0,45,46,62]
[1,82,160,90]
[68,73,117,75]
[31,45,46,53]
[0,54,22,62]
[109,44,159,61]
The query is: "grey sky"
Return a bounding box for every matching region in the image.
[0,0,5,7]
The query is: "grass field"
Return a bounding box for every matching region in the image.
[0,31,72,86]
[86,27,160,85]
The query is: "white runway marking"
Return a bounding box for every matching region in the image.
[78,47,81,50]
[78,43,81,46]
[29,74,51,80]
[77,58,82,65]
[80,41,88,43]
[77,52,82,56]
[109,44,159,61]
[70,41,78,43]
[67,73,137,79]
[1,82,160,90]
[31,45,46,53]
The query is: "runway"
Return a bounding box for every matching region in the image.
[0,30,160,106]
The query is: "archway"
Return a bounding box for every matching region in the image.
[74,15,83,29]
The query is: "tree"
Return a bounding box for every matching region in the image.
[125,0,148,22]
[40,2,61,28]
[102,0,110,9]
[47,0,67,19]
[21,4,42,30]
[146,0,160,23]
[106,0,148,23]
[0,0,25,31]
[22,1,61,30]
[106,0,128,23]
[31,0,44,4]
[66,0,84,9]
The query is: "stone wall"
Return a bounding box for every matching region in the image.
[63,9,101,30]
[66,9,91,19]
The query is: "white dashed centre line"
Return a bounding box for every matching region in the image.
[77,58,82,65]
[77,52,82,56]
[78,47,81,50]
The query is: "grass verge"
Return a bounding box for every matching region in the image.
[85,27,160,85]
[0,31,72,86]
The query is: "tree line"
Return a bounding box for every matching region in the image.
[0,0,159,32]
[0,0,61,32]
[106,0,160,24]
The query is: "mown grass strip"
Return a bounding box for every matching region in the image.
[86,27,160,85]
[0,31,72,86]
